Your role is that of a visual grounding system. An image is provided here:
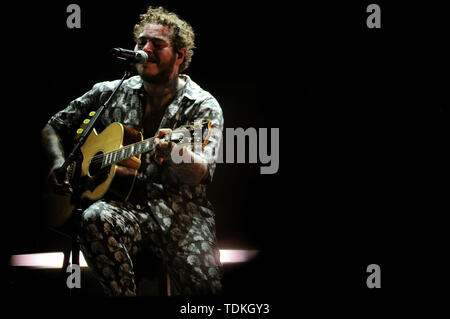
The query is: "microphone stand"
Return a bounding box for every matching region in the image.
[58,68,131,295]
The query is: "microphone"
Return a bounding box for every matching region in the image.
[111,48,148,63]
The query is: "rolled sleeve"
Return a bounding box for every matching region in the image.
[190,97,224,183]
[48,83,102,142]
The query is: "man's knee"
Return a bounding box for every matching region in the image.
[82,201,110,223]
[80,201,115,242]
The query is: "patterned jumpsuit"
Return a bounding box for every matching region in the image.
[48,74,223,296]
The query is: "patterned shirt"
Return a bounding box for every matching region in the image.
[48,74,224,245]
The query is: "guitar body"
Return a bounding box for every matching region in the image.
[43,123,142,227]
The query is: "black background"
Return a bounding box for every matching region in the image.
[3,0,448,314]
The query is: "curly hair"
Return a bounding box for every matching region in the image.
[133,6,195,72]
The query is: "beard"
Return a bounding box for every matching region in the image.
[137,54,177,85]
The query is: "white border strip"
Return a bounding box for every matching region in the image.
[9,249,258,268]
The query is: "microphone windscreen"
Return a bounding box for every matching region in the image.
[135,50,148,64]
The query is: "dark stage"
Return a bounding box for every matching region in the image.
[3,0,448,315]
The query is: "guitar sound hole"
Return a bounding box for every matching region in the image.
[89,151,104,176]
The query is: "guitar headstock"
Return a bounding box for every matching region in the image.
[169,120,212,151]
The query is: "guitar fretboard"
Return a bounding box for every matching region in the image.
[101,137,155,167]
[98,121,210,168]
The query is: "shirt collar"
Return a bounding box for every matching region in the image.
[126,75,144,90]
[126,74,197,102]
[179,74,196,101]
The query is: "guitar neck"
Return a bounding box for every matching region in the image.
[101,136,156,167]
[99,120,210,168]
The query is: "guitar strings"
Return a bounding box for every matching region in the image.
[87,122,209,166]
[88,135,157,165]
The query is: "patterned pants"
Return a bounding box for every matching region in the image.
[79,199,222,296]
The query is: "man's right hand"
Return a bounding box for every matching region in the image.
[47,165,73,195]
[42,124,73,195]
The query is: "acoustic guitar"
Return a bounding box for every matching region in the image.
[43,120,211,227]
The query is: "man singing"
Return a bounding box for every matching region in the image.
[42,6,223,296]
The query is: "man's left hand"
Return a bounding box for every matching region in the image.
[154,128,174,164]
